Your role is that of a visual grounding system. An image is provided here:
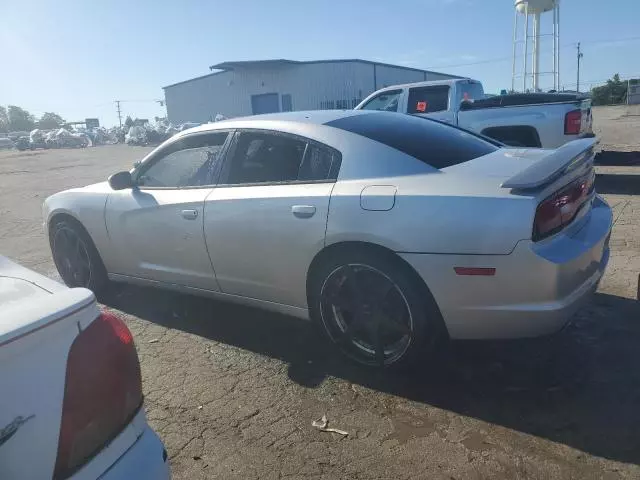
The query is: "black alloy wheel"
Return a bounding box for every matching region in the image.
[319,263,416,366]
[52,224,93,288]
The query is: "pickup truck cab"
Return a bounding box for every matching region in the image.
[355,79,593,148]
[0,256,170,479]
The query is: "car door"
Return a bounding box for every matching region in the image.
[105,131,231,290]
[203,130,341,308]
[407,85,456,124]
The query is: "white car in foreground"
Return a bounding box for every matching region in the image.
[0,256,170,479]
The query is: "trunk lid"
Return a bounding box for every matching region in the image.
[0,256,100,479]
[443,138,596,195]
[501,138,596,190]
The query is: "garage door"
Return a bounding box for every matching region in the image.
[251,93,280,115]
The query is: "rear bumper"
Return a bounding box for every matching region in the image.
[400,196,612,340]
[100,427,170,480]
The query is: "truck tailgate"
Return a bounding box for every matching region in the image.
[0,286,98,479]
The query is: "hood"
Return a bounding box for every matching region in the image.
[78,181,112,193]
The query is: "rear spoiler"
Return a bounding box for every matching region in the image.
[501,138,597,190]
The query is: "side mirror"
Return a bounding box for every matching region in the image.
[108,171,133,190]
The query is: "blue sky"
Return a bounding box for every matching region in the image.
[2,0,639,127]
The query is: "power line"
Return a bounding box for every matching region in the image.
[424,35,640,70]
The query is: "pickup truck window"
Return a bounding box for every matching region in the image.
[458,82,485,103]
[407,85,449,114]
[326,112,498,169]
[359,90,402,112]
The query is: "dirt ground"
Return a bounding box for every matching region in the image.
[0,112,639,479]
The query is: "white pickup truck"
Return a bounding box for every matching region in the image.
[0,256,170,479]
[355,79,594,149]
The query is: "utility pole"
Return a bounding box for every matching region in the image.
[576,42,583,93]
[115,100,123,128]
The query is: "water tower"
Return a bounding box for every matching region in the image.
[512,0,560,92]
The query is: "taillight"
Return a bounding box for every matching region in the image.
[533,172,595,241]
[54,311,142,479]
[564,109,582,135]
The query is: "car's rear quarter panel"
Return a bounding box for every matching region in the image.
[326,174,536,255]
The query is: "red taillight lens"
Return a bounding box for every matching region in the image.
[54,311,142,479]
[533,172,595,241]
[564,109,582,135]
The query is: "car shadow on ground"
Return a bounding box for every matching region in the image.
[596,173,640,195]
[596,150,640,167]
[106,286,640,465]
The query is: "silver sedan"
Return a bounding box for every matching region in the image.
[43,110,612,367]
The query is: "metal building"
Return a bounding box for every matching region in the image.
[163,59,461,124]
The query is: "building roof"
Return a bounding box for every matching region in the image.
[164,58,461,89]
[209,59,301,71]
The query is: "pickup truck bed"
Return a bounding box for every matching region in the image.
[460,92,588,109]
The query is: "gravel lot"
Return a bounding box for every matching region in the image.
[1,111,639,479]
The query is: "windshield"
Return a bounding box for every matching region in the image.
[359,90,402,112]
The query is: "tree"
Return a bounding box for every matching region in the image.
[591,74,628,106]
[38,112,65,129]
[124,116,134,128]
[0,106,7,133]
[7,105,35,132]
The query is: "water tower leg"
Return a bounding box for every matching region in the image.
[512,6,519,92]
[533,13,540,91]
[553,3,557,90]
[557,1,561,90]
[523,5,529,92]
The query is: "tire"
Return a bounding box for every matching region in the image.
[308,248,445,368]
[50,218,109,294]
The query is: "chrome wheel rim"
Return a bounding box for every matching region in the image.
[52,226,92,288]
[319,264,413,366]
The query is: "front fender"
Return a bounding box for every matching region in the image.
[43,188,112,267]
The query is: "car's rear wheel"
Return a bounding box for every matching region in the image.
[310,248,444,368]
[51,218,108,293]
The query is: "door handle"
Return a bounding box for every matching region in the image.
[181,209,199,220]
[291,205,316,218]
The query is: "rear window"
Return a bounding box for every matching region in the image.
[326,112,498,169]
[407,85,450,113]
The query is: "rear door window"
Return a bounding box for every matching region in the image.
[407,85,450,114]
[221,131,341,185]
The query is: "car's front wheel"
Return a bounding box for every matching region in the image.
[50,218,108,294]
[309,248,445,368]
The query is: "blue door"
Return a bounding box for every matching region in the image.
[251,93,280,115]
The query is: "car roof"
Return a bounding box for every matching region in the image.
[178,110,372,136]
[367,78,476,93]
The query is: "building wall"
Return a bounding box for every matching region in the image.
[629,82,640,105]
[164,61,457,124]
